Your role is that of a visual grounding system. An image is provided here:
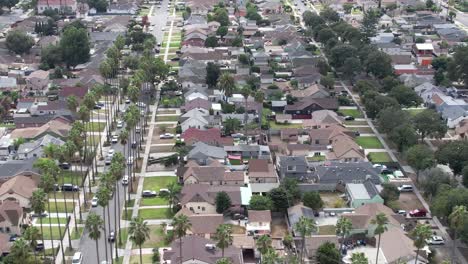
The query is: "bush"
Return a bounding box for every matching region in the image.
[152,248,160,263]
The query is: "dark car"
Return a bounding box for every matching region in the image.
[131,141,137,149]
[344,116,355,121]
[409,209,427,217]
[61,184,79,192]
[171,57,180,61]
[59,162,71,170]
[142,190,157,197]
[108,230,115,242]
[35,243,45,251]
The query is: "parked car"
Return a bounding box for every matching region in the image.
[159,188,170,194]
[105,156,112,165]
[108,230,115,242]
[131,141,137,149]
[91,197,98,207]
[125,99,131,104]
[72,252,83,264]
[35,242,44,251]
[59,162,71,170]
[62,184,79,192]
[117,120,124,128]
[108,149,115,158]
[142,190,157,197]
[344,116,355,121]
[397,210,407,215]
[232,213,247,220]
[111,135,119,144]
[122,175,129,185]
[160,133,174,139]
[398,185,413,192]
[426,236,445,245]
[127,156,134,165]
[136,126,141,133]
[409,209,427,217]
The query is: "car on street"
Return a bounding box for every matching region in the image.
[105,156,112,165]
[160,133,175,139]
[62,184,79,192]
[426,236,445,245]
[136,126,141,133]
[122,175,129,185]
[127,156,134,165]
[108,230,115,242]
[59,162,71,170]
[409,209,427,217]
[91,197,98,207]
[117,120,124,128]
[142,190,157,197]
[274,78,287,82]
[398,184,413,192]
[140,110,145,116]
[72,252,83,264]
[111,135,119,143]
[131,140,137,149]
[125,99,131,104]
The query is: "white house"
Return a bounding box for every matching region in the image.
[37,0,77,14]
[246,210,272,235]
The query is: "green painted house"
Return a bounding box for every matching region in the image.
[346,180,384,208]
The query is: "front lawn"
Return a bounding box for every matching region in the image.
[156,115,179,122]
[318,225,336,235]
[140,197,168,206]
[71,227,84,239]
[338,108,363,118]
[132,225,169,249]
[355,136,384,149]
[48,201,76,213]
[143,176,177,191]
[88,122,106,132]
[130,254,153,264]
[138,208,174,220]
[269,121,302,129]
[118,227,129,247]
[122,209,133,221]
[367,152,392,163]
[56,171,84,186]
[41,226,66,240]
[38,217,68,225]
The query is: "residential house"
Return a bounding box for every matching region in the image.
[431,93,468,128]
[280,129,299,142]
[342,203,417,264]
[224,145,271,160]
[0,176,38,208]
[246,210,271,235]
[0,77,17,91]
[16,135,65,160]
[287,203,316,235]
[276,156,313,180]
[187,141,227,165]
[163,236,244,264]
[25,70,49,95]
[284,98,339,118]
[175,208,224,238]
[180,184,243,214]
[252,51,269,66]
[289,84,330,99]
[413,43,434,66]
[10,117,72,140]
[182,128,233,146]
[29,101,72,117]
[58,86,89,102]
[302,110,344,128]
[305,236,339,261]
[0,200,26,235]
[0,233,11,255]
[182,161,246,186]
[37,0,77,14]
[0,161,40,184]
[248,159,280,194]
[346,180,384,208]
[180,114,209,131]
[182,98,212,113]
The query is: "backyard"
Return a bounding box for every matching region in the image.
[138,208,174,220]
[367,152,392,163]
[320,192,346,208]
[338,108,363,118]
[140,197,168,206]
[355,136,384,149]
[132,225,170,249]
[142,176,177,191]
[269,121,302,129]
[156,115,179,122]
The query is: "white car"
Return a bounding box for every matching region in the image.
[117,120,124,128]
[426,236,445,245]
[111,135,119,144]
[108,149,115,158]
[127,156,134,165]
[72,252,83,264]
[160,133,174,139]
[91,197,98,207]
[122,175,129,185]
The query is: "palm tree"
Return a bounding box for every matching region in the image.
[217,73,236,98]
[294,216,316,264]
[336,217,352,256]
[66,95,79,115]
[262,248,281,264]
[43,143,60,159]
[351,252,368,264]
[410,224,432,264]
[38,174,57,262]
[159,182,181,211]
[370,213,389,264]
[96,183,112,263]
[30,189,47,261]
[214,224,233,258]
[8,238,33,263]
[61,140,80,231]
[449,205,468,264]
[129,217,151,264]
[86,212,104,264]
[239,86,251,134]
[110,153,126,247]
[172,215,192,264]
[256,234,272,255]
[24,226,41,264]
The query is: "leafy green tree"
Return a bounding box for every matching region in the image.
[216,26,228,37]
[223,118,241,135]
[317,28,336,43]
[377,108,410,134]
[213,224,233,258]
[329,44,357,68]
[320,8,340,22]
[88,0,108,12]
[238,54,250,65]
[420,168,454,201]
[361,9,380,39]
[159,182,181,211]
[364,95,399,119]
[316,58,331,75]
[364,50,393,79]
[216,258,232,264]
[6,238,33,264]
[6,30,34,54]
[206,62,221,87]
[316,241,340,264]
[295,216,316,264]
[462,165,468,188]
[249,195,273,210]
[343,3,353,13]
[268,187,290,212]
[23,226,41,263]
[380,183,400,204]
[388,123,418,152]
[413,109,447,141]
[371,213,389,264]
[389,85,422,107]
[280,178,302,203]
[256,234,272,255]
[215,191,232,213]
[60,26,90,68]
[302,191,324,211]
[381,76,401,93]
[129,217,151,264]
[262,248,282,264]
[341,57,362,81]
[217,73,236,97]
[447,45,468,86]
[212,7,229,26]
[449,206,468,260]
[336,217,352,257]
[303,10,324,28]
[406,144,435,183]
[320,74,335,89]
[410,224,432,264]
[351,252,368,264]
[205,36,219,47]
[435,141,468,174]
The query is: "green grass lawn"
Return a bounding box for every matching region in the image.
[338,108,363,118]
[41,225,66,240]
[269,121,302,129]
[156,115,179,122]
[130,254,153,264]
[122,209,133,221]
[344,120,368,126]
[132,225,169,249]
[56,171,84,186]
[404,108,425,117]
[307,156,326,162]
[71,227,84,239]
[143,176,176,191]
[139,208,174,220]
[368,152,392,163]
[140,197,168,206]
[318,225,336,235]
[86,135,101,146]
[38,217,68,225]
[48,201,76,213]
[118,227,129,247]
[166,61,179,67]
[355,136,384,149]
[88,122,106,132]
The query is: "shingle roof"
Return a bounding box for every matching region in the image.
[180,184,242,205]
[0,175,37,199]
[0,200,23,226]
[284,98,339,111]
[314,161,382,185]
[248,210,271,222]
[188,141,227,160]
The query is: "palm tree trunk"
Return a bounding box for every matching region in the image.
[115,182,120,257]
[301,236,305,264]
[71,165,79,231]
[179,237,183,264]
[62,177,73,250]
[39,219,46,260]
[107,204,113,264]
[375,234,381,264]
[103,207,109,262]
[53,191,65,263]
[96,240,101,263]
[47,200,56,262]
[139,245,143,264]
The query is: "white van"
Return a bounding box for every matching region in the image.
[398,185,413,192]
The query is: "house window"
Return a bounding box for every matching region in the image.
[197,206,200,209]
[202,207,205,211]
[315,140,319,144]
[189,207,193,211]
[6,227,10,233]
[287,166,295,171]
